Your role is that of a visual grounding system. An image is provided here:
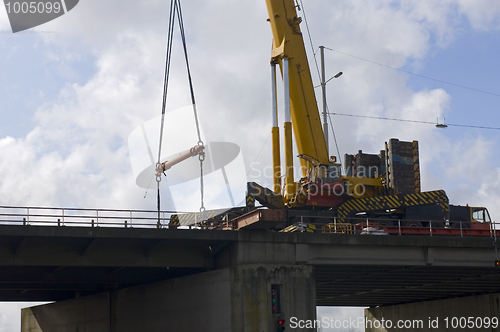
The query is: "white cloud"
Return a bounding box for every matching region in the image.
[477,169,500,222]
[0,302,48,331]
[457,0,500,30]
[1,0,499,210]
[317,306,364,331]
[0,31,167,208]
[0,3,10,32]
[2,0,500,327]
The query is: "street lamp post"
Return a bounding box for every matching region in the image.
[319,45,342,156]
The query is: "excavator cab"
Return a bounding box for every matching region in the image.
[300,155,346,207]
[310,164,341,184]
[471,207,492,223]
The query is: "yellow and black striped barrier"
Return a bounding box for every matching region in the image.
[170,208,229,226]
[337,190,449,220]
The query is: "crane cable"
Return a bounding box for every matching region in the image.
[156,0,205,227]
[175,0,205,213]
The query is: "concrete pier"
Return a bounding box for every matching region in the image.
[22,264,316,332]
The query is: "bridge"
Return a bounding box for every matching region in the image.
[1,206,499,331]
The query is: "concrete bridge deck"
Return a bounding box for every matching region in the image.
[1,224,499,307]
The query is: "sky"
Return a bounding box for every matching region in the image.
[1,0,500,330]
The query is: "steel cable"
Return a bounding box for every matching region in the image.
[156,0,177,225]
[175,0,205,213]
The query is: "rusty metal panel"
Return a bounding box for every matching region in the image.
[235,209,286,230]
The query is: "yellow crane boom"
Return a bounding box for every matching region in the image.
[266,0,329,192]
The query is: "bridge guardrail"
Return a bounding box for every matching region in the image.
[0,205,497,237]
[289,215,498,237]
[0,205,187,229]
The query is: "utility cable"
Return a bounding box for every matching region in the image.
[324,47,500,98]
[330,112,500,130]
[331,113,435,125]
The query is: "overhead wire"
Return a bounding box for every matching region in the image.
[329,112,500,130]
[324,47,500,98]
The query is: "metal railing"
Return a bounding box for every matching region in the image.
[0,205,497,238]
[0,205,189,229]
[288,215,499,238]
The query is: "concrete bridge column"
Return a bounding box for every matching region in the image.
[365,293,500,332]
[22,264,316,332]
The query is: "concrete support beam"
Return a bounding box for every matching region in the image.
[365,293,500,332]
[22,292,110,332]
[22,264,316,332]
[231,264,316,331]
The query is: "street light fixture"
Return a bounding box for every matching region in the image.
[325,71,343,84]
[436,118,448,128]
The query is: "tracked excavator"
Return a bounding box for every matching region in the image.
[239,0,451,228]
[171,0,492,232]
